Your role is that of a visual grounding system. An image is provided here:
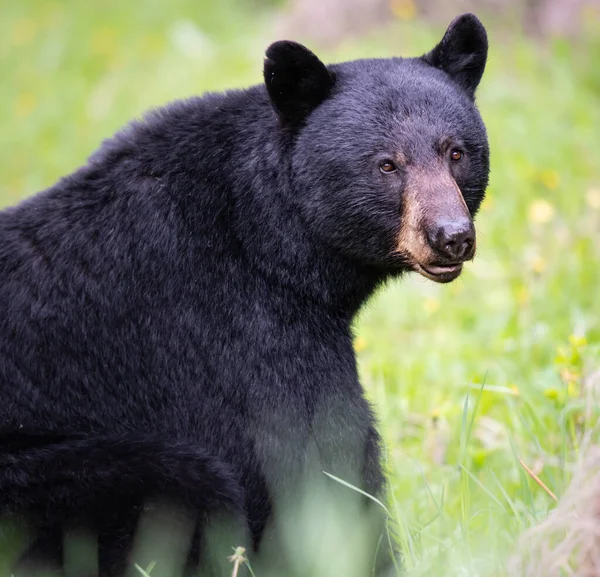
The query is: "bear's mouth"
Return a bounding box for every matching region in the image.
[414,262,463,283]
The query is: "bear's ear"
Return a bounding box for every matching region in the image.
[264,41,336,128]
[422,13,488,99]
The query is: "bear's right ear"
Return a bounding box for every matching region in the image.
[264,41,336,128]
[422,13,488,99]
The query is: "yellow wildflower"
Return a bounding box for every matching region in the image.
[390,0,417,20]
[531,256,546,274]
[91,27,117,57]
[529,199,555,224]
[516,286,529,306]
[15,92,36,118]
[539,169,560,190]
[12,19,37,46]
[585,188,600,209]
[354,336,368,353]
[423,297,440,314]
[568,334,587,348]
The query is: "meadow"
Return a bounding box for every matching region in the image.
[1,1,599,574]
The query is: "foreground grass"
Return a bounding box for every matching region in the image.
[1,1,599,575]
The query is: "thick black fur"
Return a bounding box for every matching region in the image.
[0,13,490,576]
[422,13,488,98]
[1,435,244,575]
[264,40,336,128]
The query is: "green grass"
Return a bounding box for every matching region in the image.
[1,1,600,575]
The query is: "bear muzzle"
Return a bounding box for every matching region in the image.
[394,171,476,284]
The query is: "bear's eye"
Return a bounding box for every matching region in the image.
[379,161,397,174]
[450,149,464,162]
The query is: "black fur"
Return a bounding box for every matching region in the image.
[0,13,490,576]
[1,436,245,575]
[264,40,336,128]
[422,13,488,99]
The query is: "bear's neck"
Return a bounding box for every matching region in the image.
[233,184,387,320]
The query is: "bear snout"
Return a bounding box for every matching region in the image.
[425,218,475,263]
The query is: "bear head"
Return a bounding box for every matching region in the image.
[264,13,489,283]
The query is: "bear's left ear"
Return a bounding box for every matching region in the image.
[264,41,336,128]
[422,13,488,99]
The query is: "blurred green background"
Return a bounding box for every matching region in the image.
[1,0,600,575]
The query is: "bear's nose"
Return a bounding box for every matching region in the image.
[427,219,475,262]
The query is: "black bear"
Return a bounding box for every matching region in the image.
[0,12,489,577]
